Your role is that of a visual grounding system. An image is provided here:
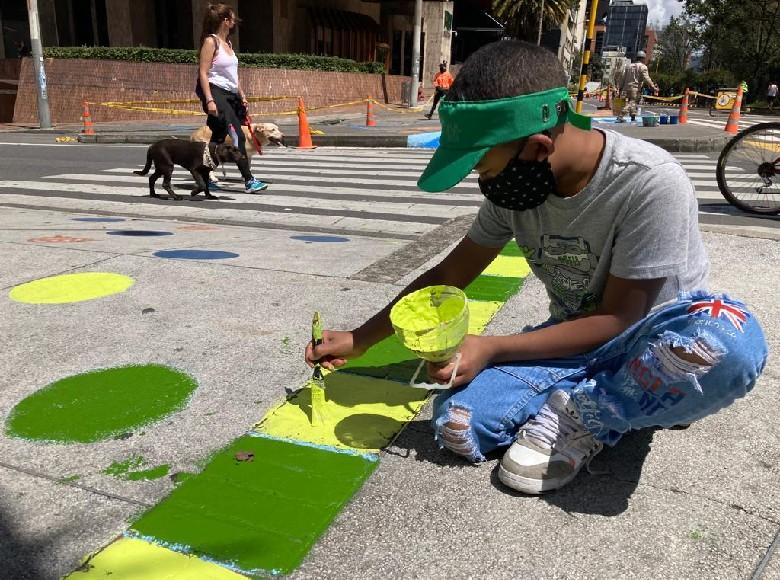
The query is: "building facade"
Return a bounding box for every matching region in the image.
[603,0,647,61]
[0,0,454,89]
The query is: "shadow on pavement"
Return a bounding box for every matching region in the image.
[0,500,45,580]
[389,418,656,513]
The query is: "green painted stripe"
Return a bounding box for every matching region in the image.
[131,435,377,576]
[341,334,418,382]
[500,242,523,257]
[464,275,524,302]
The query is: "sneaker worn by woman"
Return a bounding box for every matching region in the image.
[245,177,268,193]
[498,389,603,494]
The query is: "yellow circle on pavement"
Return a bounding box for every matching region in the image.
[9,272,135,304]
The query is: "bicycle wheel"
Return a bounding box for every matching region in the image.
[716,122,780,215]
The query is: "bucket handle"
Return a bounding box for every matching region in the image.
[408,352,462,390]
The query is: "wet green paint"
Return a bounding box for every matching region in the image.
[104,456,170,481]
[131,435,377,576]
[500,242,524,257]
[127,465,170,481]
[5,365,197,443]
[341,334,419,382]
[104,456,145,477]
[465,275,524,302]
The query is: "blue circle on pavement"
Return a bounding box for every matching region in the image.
[73,217,126,223]
[291,235,350,243]
[107,230,174,237]
[153,250,239,260]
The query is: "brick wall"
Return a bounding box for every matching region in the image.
[0,59,20,123]
[13,58,406,124]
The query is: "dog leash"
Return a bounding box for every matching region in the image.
[244,113,263,155]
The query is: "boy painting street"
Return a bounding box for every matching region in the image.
[306,41,768,494]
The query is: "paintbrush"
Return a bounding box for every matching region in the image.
[309,311,326,426]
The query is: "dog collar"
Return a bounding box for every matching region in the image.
[203,144,218,170]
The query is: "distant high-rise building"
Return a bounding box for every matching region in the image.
[604,0,648,61]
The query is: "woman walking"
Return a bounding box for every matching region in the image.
[197,3,267,192]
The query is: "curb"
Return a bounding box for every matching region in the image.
[78,133,411,147]
[77,132,731,152]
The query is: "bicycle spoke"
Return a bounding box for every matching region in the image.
[718,123,780,214]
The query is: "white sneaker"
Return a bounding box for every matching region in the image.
[499,390,603,494]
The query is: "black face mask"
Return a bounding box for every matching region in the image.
[478,157,557,211]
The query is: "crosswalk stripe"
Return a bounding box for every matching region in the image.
[40,173,482,203]
[23,178,476,218]
[0,192,439,237]
[101,169,470,190]
[107,165,476,180]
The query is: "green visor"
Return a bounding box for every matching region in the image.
[417,87,592,192]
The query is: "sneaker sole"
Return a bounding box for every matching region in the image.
[497,464,577,495]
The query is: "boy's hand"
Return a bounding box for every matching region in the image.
[426,335,495,388]
[305,330,366,371]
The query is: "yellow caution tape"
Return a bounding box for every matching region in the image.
[85,95,427,118]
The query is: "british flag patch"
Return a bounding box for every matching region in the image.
[687,299,749,332]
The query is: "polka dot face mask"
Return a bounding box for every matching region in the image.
[477,157,557,211]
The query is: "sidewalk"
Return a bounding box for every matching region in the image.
[0,103,738,152]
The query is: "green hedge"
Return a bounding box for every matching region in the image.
[42,46,385,74]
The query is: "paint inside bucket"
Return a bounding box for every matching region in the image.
[390,286,469,363]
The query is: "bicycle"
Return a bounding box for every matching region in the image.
[716,122,780,215]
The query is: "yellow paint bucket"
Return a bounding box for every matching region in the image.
[390,285,469,389]
[612,97,626,116]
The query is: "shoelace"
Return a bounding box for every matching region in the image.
[523,399,603,468]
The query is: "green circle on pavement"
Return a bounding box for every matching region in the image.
[6,364,197,443]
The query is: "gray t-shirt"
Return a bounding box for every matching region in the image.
[468,129,709,321]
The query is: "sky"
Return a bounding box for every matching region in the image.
[640,0,685,27]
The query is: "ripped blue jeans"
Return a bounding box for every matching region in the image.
[432,292,768,462]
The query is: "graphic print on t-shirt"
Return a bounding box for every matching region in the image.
[529,234,599,315]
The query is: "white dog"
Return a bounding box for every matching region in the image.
[190,122,284,182]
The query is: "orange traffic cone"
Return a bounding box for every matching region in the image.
[296,96,315,149]
[724,86,743,134]
[81,101,95,135]
[678,88,689,124]
[366,96,377,127]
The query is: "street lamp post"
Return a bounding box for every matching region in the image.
[27,0,52,129]
[409,0,423,107]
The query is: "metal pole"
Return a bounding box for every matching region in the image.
[27,0,52,128]
[575,0,599,114]
[409,0,422,107]
[537,0,545,46]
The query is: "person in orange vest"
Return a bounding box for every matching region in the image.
[425,61,454,119]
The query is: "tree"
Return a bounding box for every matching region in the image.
[654,16,699,75]
[493,0,579,42]
[683,0,780,99]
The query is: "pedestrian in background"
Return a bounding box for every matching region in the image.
[767,82,778,110]
[616,51,658,123]
[425,61,454,120]
[197,3,267,192]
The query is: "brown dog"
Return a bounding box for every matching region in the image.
[190,122,285,182]
[134,139,243,200]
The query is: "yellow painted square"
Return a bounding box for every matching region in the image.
[65,537,246,579]
[468,300,503,334]
[254,373,429,453]
[482,255,530,278]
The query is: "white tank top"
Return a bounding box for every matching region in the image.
[207,35,239,93]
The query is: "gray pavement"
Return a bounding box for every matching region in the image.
[0,140,777,579]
